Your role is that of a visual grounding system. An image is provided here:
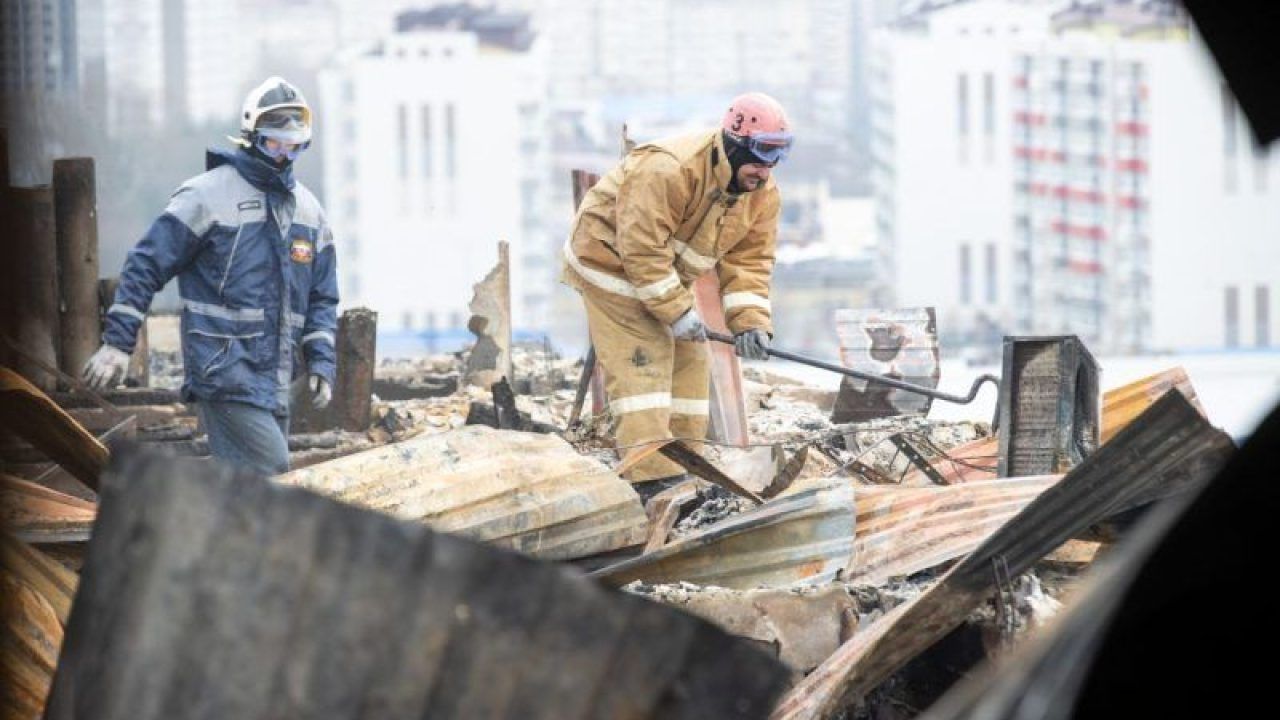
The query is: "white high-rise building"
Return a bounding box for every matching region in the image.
[319,6,549,344]
[873,0,1280,353]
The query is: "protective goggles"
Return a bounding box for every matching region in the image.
[255,132,308,162]
[731,131,794,165]
[256,107,311,144]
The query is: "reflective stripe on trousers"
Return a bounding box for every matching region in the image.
[580,284,711,482]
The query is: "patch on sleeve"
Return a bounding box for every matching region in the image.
[290,237,315,264]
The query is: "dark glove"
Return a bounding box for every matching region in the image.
[734,329,770,361]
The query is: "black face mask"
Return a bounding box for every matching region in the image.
[723,131,760,194]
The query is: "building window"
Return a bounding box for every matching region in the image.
[445,103,457,180]
[1257,285,1271,347]
[397,104,408,180]
[421,104,433,182]
[957,74,969,162]
[1225,286,1239,348]
[986,242,997,304]
[959,243,972,304]
[982,72,995,136]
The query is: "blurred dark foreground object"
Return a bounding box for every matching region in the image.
[41,445,788,720]
[1183,1,1280,145]
[921,396,1280,719]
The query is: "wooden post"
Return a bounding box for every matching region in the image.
[4,187,60,391]
[0,127,9,187]
[334,308,376,432]
[54,158,101,382]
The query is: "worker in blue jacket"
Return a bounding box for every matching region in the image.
[83,76,338,475]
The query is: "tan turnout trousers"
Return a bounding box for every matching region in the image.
[581,285,709,481]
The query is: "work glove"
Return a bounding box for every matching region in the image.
[82,344,131,390]
[309,374,332,410]
[734,329,771,361]
[670,308,708,342]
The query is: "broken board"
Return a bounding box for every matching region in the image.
[0,366,107,490]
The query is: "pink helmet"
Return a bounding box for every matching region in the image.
[722,92,794,164]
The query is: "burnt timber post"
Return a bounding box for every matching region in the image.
[334,308,377,432]
[54,158,101,382]
[6,186,60,391]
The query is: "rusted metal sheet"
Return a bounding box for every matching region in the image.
[1,532,76,720]
[1,472,97,543]
[0,366,108,490]
[46,447,789,720]
[277,425,648,560]
[771,391,1232,720]
[1100,366,1203,444]
[592,480,856,590]
[849,476,1061,585]
[694,273,750,446]
[832,307,939,422]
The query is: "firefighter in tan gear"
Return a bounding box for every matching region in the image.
[563,92,794,489]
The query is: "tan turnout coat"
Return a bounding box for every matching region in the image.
[563,128,779,334]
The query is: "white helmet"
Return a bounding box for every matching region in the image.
[239,76,312,146]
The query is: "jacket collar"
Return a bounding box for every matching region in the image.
[710,130,734,194]
[206,147,296,196]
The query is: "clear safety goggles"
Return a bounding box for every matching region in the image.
[256,107,311,145]
[255,132,307,162]
[733,130,794,165]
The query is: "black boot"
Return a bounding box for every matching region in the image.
[633,473,691,504]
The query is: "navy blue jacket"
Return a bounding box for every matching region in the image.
[104,148,338,415]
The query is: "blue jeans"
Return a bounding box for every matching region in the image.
[197,401,290,475]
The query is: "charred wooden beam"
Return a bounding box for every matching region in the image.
[0,367,107,490]
[658,440,763,504]
[4,187,60,391]
[53,159,101,383]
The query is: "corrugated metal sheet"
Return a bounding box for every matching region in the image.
[772,391,1233,720]
[277,426,647,560]
[832,307,939,421]
[592,481,856,590]
[849,476,1061,585]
